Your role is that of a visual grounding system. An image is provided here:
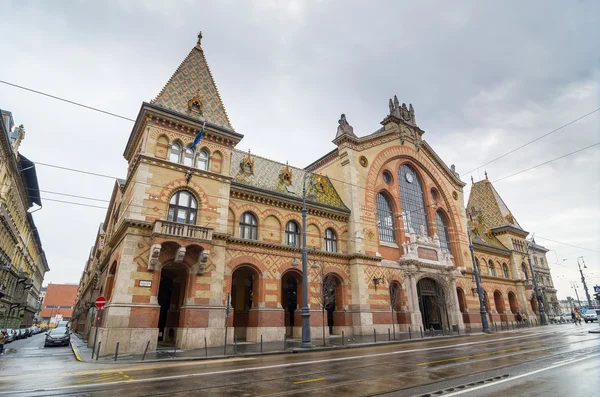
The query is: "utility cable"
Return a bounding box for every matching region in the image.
[464,107,600,175]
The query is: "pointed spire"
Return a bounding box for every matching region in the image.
[485,170,488,180]
[152,32,234,131]
[471,175,474,184]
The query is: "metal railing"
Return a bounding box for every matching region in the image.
[152,220,213,241]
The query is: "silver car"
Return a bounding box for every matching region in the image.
[583,309,598,323]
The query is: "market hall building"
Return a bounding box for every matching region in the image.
[71,34,555,356]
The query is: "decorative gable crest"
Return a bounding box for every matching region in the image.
[388,95,416,125]
[312,174,327,193]
[280,162,292,184]
[187,89,204,114]
[241,149,254,174]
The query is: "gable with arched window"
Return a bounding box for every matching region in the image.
[376,192,395,243]
[168,190,197,224]
[285,221,300,247]
[398,164,428,235]
[239,212,258,240]
[324,228,337,252]
[435,210,451,253]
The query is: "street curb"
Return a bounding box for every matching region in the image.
[70,340,83,362]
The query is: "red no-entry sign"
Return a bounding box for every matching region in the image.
[95,296,106,309]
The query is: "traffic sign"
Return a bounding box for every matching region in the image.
[95,296,106,308]
[594,285,600,293]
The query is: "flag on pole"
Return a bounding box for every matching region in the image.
[189,120,206,150]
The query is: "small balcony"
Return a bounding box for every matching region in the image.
[152,219,213,242]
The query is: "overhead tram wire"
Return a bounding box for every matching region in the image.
[0,80,135,122]
[464,107,600,175]
[533,236,600,255]
[5,78,599,196]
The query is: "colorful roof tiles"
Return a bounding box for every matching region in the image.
[467,179,523,231]
[152,36,233,131]
[230,150,348,211]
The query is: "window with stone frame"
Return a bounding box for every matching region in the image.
[435,210,451,253]
[285,221,300,247]
[324,228,337,253]
[168,190,197,225]
[398,164,429,235]
[376,193,395,243]
[183,147,194,166]
[521,263,528,279]
[502,263,509,278]
[488,260,496,277]
[239,212,258,240]
[170,142,182,163]
[197,149,209,170]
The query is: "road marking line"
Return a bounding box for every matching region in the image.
[0,330,560,394]
[416,344,541,366]
[293,377,325,384]
[440,352,600,397]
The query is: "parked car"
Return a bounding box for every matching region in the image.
[15,329,25,340]
[583,309,598,323]
[44,327,71,347]
[5,329,16,343]
[57,320,70,329]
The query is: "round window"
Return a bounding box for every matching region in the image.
[382,171,392,185]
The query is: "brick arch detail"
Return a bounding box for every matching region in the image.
[227,255,269,276]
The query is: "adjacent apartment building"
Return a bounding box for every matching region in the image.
[0,109,49,329]
[39,283,78,326]
[71,34,558,356]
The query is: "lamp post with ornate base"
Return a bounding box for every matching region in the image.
[526,237,547,325]
[467,230,491,333]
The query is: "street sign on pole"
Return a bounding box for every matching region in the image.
[95,296,106,309]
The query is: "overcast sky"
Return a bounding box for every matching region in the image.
[1,0,598,302]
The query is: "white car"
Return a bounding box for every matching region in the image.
[583,309,598,323]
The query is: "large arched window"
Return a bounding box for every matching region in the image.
[239,212,258,240]
[168,190,197,224]
[169,142,182,163]
[285,221,300,247]
[435,210,451,253]
[398,164,428,234]
[197,149,209,171]
[488,260,496,277]
[324,228,337,252]
[521,263,528,279]
[376,193,395,243]
[502,263,509,278]
[183,147,194,166]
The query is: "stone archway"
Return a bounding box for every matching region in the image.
[417,278,449,331]
[508,291,519,314]
[281,269,302,337]
[231,265,261,341]
[157,262,188,345]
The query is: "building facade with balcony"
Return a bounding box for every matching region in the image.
[78,34,550,357]
[0,109,49,329]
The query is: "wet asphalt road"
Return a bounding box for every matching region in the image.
[1,323,598,396]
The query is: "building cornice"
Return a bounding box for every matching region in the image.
[472,241,512,257]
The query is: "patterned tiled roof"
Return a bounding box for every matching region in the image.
[467,179,523,230]
[152,42,233,131]
[231,150,348,211]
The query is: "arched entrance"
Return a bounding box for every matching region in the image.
[457,288,467,313]
[322,274,342,335]
[508,292,518,314]
[530,294,538,314]
[231,266,260,340]
[281,270,302,337]
[494,291,505,313]
[157,263,187,344]
[417,278,448,331]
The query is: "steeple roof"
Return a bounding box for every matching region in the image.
[151,32,234,131]
[466,177,523,231]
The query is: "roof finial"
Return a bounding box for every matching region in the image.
[197,31,203,46]
[471,175,474,184]
[485,170,488,180]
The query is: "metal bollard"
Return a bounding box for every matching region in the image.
[261,335,263,353]
[495,323,498,332]
[535,319,538,326]
[442,326,445,336]
[430,327,434,337]
[420,326,423,339]
[374,329,376,343]
[388,328,391,341]
[173,339,178,359]
[142,341,150,361]
[234,335,238,355]
[284,334,287,349]
[511,321,514,330]
[409,327,411,340]
[114,341,119,361]
[342,331,344,346]
[204,337,208,357]
[91,332,98,359]
[457,326,460,336]
[96,341,101,361]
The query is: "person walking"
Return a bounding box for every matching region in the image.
[515,312,522,327]
[571,311,578,325]
[0,330,6,355]
[576,311,582,325]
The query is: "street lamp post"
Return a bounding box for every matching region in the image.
[570,282,582,309]
[300,174,312,348]
[525,238,547,325]
[467,230,491,333]
[576,257,593,308]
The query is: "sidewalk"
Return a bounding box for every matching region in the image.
[69,321,547,364]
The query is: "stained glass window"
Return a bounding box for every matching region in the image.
[376,193,395,243]
[435,210,451,253]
